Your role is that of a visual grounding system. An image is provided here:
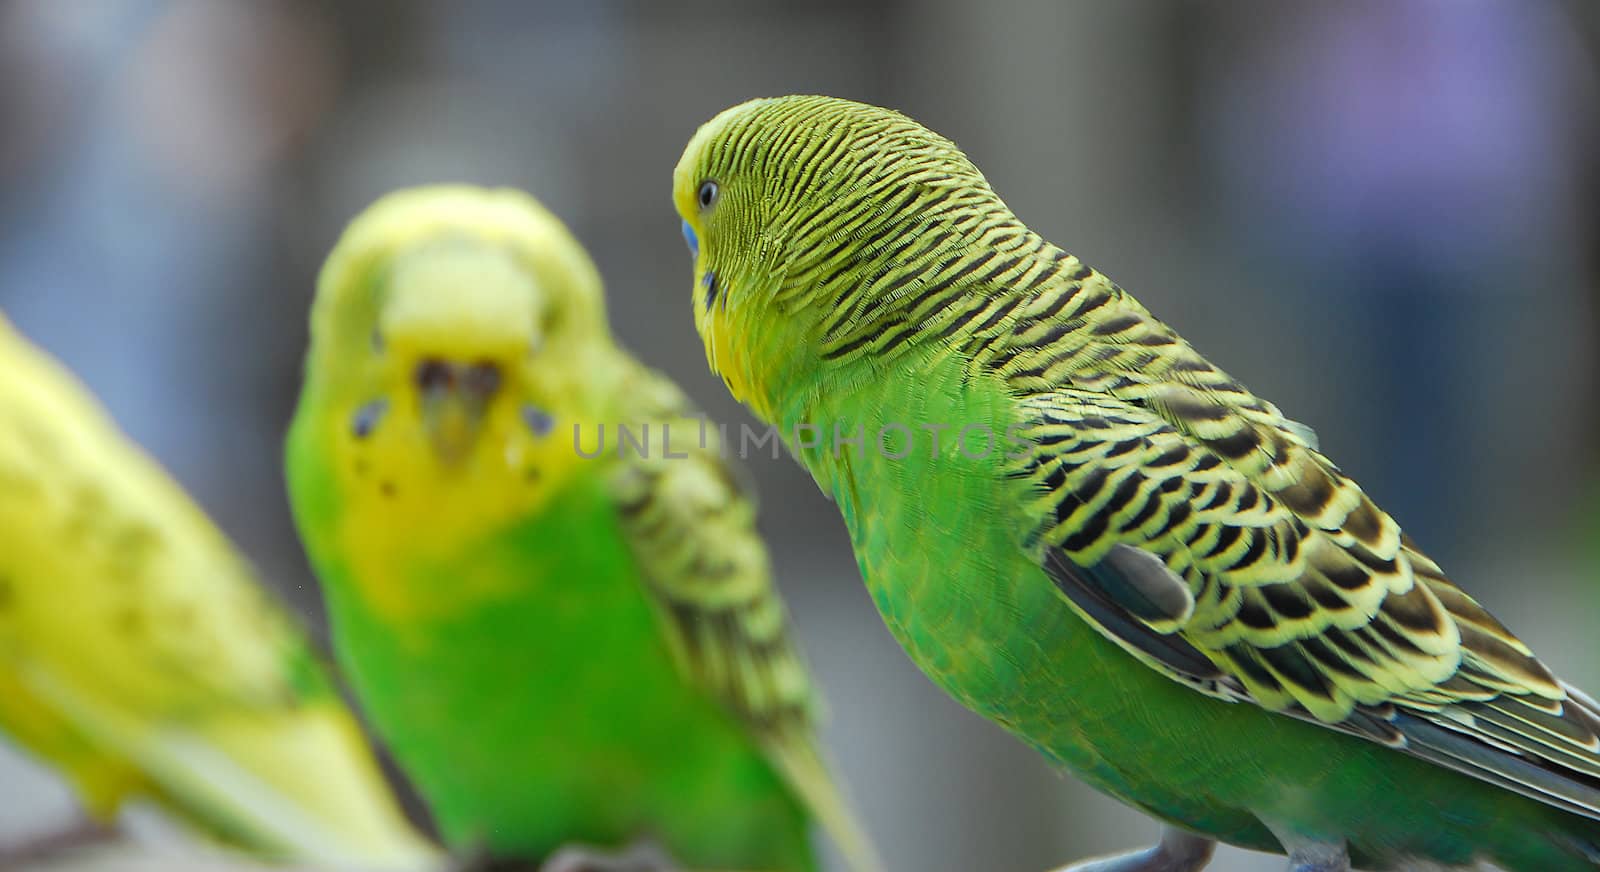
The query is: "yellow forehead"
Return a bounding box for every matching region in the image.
[341,186,570,252]
[312,184,613,363]
[380,245,540,359]
[673,99,772,220]
[323,185,595,314]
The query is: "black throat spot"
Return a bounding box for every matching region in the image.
[702,269,719,310]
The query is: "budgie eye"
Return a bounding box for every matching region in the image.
[681,220,699,258]
[697,180,718,210]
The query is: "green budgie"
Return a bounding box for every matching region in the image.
[671,95,1600,872]
[285,185,879,872]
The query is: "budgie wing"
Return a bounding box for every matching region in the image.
[0,357,325,729]
[606,366,879,872]
[1008,386,1600,820]
[0,330,427,865]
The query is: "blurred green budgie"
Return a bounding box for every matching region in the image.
[285,186,879,872]
[671,95,1600,872]
[0,314,436,869]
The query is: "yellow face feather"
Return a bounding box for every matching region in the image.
[672,96,965,427]
[302,186,618,616]
[673,100,778,422]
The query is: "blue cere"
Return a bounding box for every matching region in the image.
[681,219,699,258]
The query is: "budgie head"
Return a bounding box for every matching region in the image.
[673,95,999,422]
[303,185,612,529]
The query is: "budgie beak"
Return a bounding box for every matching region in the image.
[414,358,502,465]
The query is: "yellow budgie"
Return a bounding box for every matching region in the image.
[0,313,437,870]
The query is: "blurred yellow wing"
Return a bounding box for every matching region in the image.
[0,314,437,869]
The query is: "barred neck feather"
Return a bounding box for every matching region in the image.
[683,96,1147,423]
[676,92,1317,454]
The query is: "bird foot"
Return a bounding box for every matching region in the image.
[1286,842,1349,872]
[0,816,120,869]
[1267,826,1348,872]
[1052,826,1215,872]
[540,841,678,872]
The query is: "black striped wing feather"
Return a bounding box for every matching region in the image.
[1010,387,1600,818]
[986,276,1600,819]
[605,365,883,871]
[604,366,815,737]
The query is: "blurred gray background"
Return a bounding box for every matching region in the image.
[1,1,1598,870]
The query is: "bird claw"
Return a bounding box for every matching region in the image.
[1053,826,1215,872]
[539,841,678,872]
[1264,821,1349,872]
[1286,844,1349,872]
